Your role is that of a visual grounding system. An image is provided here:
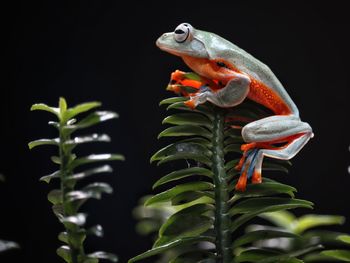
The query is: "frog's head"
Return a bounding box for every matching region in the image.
[156,23,217,59]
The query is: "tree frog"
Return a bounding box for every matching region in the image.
[156,23,313,191]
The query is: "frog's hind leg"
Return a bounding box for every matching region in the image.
[235,115,313,191]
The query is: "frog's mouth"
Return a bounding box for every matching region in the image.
[156,35,187,57]
[157,43,184,57]
[156,32,208,59]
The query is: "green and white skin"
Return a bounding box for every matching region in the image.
[156,23,313,190]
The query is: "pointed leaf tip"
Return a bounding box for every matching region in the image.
[30,103,59,116]
[87,251,118,262]
[28,138,59,150]
[59,97,67,112]
[65,101,102,120]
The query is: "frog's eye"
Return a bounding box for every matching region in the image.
[174,23,193,43]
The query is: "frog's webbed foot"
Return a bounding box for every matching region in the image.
[234,115,313,191]
[167,70,217,97]
[235,148,263,191]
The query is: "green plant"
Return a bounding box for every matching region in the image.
[0,239,19,254]
[129,73,316,263]
[29,98,124,263]
[0,173,20,254]
[240,210,350,262]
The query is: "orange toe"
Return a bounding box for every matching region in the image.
[235,172,247,191]
[171,70,185,81]
[184,100,196,109]
[166,85,181,93]
[251,171,262,184]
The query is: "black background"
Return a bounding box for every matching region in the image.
[3,1,350,262]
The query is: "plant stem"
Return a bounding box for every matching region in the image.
[59,122,83,263]
[211,108,232,263]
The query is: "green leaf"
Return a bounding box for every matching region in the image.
[151,142,211,161]
[0,240,20,252]
[339,235,350,245]
[259,210,296,231]
[159,97,187,106]
[128,236,214,263]
[257,246,323,263]
[170,251,216,263]
[158,154,212,167]
[183,72,202,80]
[70,231,87,249]
[64,134,111,146]
[57,245,72,263]
[48,121,60,128]
[230,198,312,216]
[303,230,348,246]
[158,125,212,140]
[177,137,212,147]
[155,214,213,246]
[224,136,244,146]
[87,251,118,262]
[87,225,104,237]
[61,213,87,229]
[153,167,213,189]
[235,246,315,263]
[39,170,61,183]
[234,248,280,263]
[302,252,338,262]
[52,204,64,219]
[232,182,297,201]
[65,101,101,120]
[262,162,289,173]
[151,142,212,166]
[162,113,212,128]
[145,182,214,206]
[28,138,59,149]
[59,97,68,116]
[258,257,304,263]
[232,230,299,248]
[66,165,113,181]
[225,159,239,171]
[321,250,350,261]
[31,103,59,117]
[70,154,124,169]
[293,214,345,234]
[51,155,61,164]
[69,111,118,130]
[230,198,313,232]
[171,191,214,206]
[83,258,99,263]
[166,101,213,118]
[198,259,217,263]
[224,144,242,154]
[58,232,68,244]
[48,189,63,205]
[158,204,214,244]
[66,182,113,202]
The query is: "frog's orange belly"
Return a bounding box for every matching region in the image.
[247,78,291,115]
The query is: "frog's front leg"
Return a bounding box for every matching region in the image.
[186,72,251,108]
[235,115,313,191]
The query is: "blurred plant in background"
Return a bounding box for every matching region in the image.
[29,98,124,263]
[0,173,20,254]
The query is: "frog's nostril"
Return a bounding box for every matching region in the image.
[162,33,168,38]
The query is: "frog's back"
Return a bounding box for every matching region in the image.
[203,32,299,116]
